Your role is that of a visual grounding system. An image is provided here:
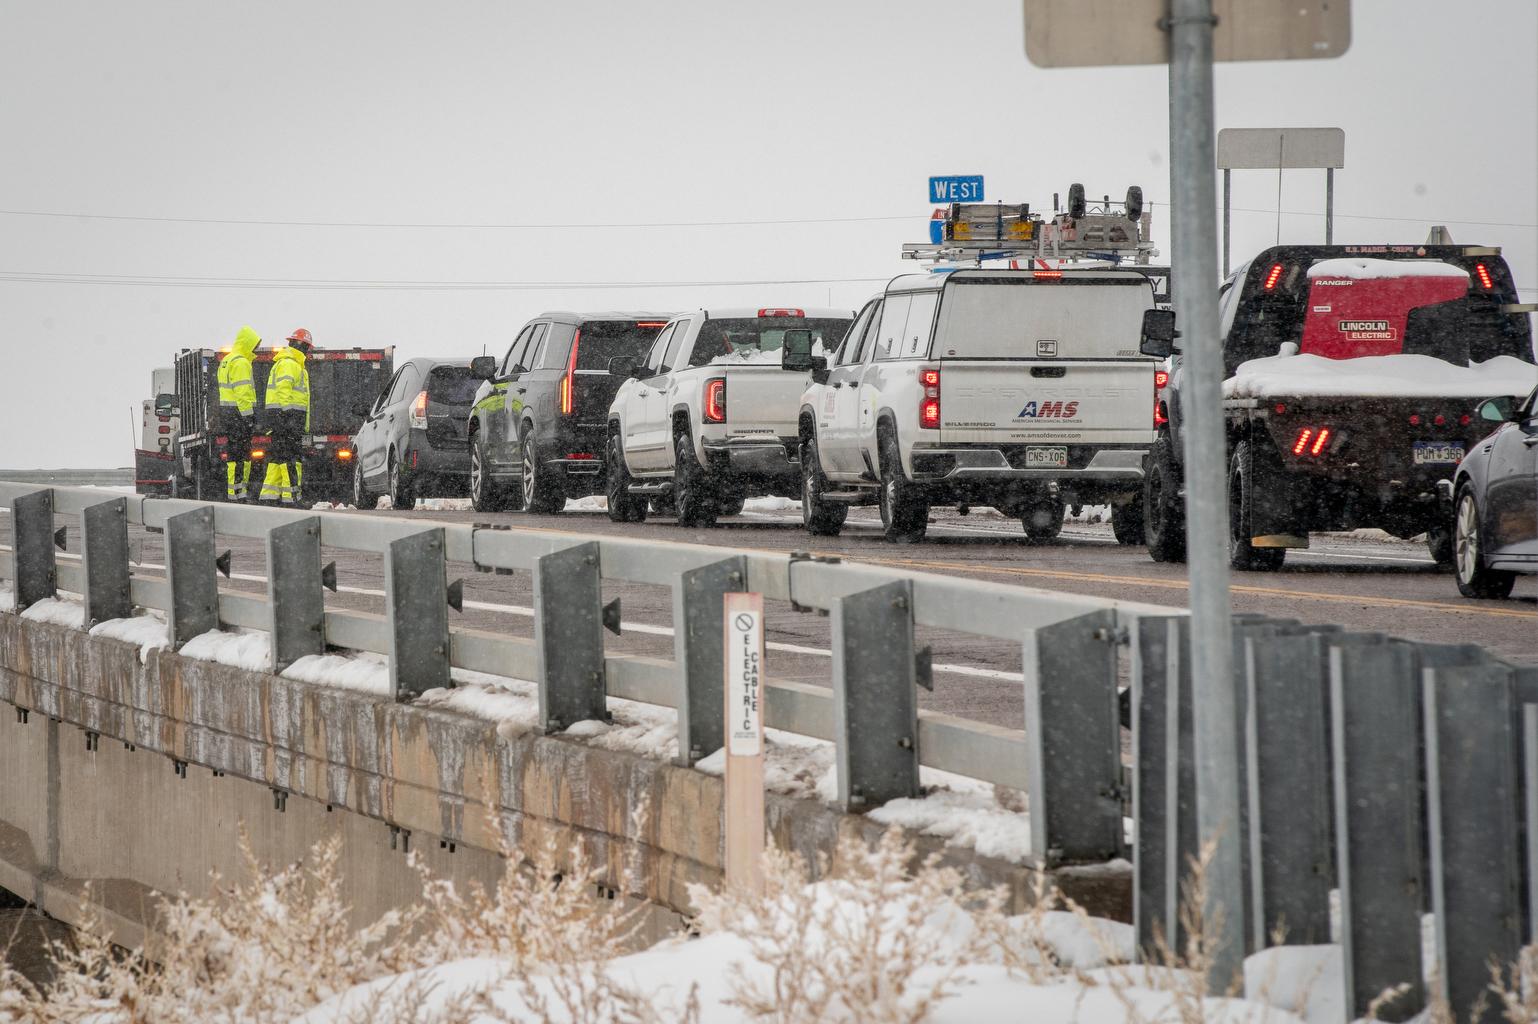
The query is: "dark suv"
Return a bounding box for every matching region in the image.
[469,312,672,512]
[352,357,484,510]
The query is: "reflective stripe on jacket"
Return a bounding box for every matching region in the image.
[216,326,260,417]
[267,346,311,429]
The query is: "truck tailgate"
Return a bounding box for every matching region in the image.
[721,366,806,438]
[940,360,1154,445]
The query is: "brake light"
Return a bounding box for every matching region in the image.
[758,308,804,318]
[1310,428,1331,456]
[337,449,353,460]
[1273,403,1287,415]
[1033,270,1063,280]
[1263,263,1285,291]
[919,366,940,428]
[1291,426,1333,457]
[1474,263,1494,290]
[1153,369,1169,427]
[158,425,170,434]
[704,378,727,422]
[566,452,596,460]
[1292,428,1313,456]
[635,321,668,329]
[250,449,266,460]
[409,390,428,429]
[560,329,581,415]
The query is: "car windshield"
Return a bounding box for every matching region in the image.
[427,366,480,405]
[686,317,850,367]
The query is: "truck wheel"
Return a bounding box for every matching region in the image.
[674,433,718,528]
[1111,497,1146,545]
[800,436,847,537]
[1426,524,1455,568]
[1068,182,1086,219]
[1144,434,1186,563]
[1022,498,1065,542]
[1229,441,1286,572]
[1454,487,1516,599]
[605,434,648,523]
[469,438,517,512]
[520,431,564,515]
[388,451,416,511]
[353,461,377,511]
[717,493,746,517]
[878,436,928,543]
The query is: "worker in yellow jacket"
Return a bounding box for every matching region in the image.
[258,328,314,506]
[216,326,260,500]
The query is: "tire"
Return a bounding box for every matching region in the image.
[673,432,718,528]
[1022,498,1065,542]
[717,493,746,517]
[469,436,518,512]
[877,435,928,543]
[1454,487,1516,599]
[387,451,416,511]
[1426,523,1455,568]
[1111,497,1146,545]
[800,435,847,537]
[649,493,676,517]
[605,433,648,523]
[1144,434,1186,563]
[1228,440,1286,571]
[1068,182,1086,219]
[353,460,376,511]
[520,429,564,514]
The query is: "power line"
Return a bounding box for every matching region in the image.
[0,270,893,291]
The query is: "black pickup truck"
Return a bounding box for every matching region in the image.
[1140,244,1537,570]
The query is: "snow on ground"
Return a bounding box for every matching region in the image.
[1223,352,1537,400]
[869,784,1034,863]
[741,495,798,513]
[282,650,391,695]
[565,495,608,512]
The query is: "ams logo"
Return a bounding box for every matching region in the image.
[1016,400,1079,419]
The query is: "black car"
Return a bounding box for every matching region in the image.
[468,312,672,512]
[351,357,486,510]
[1451,385,1538,598]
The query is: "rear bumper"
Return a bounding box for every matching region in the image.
[908,445,1146,482]
[703,438,800,479]
[403,432,470,478]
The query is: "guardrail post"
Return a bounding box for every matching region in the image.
[830,579,920,812]
[534,541,606,733]
[1023,608,1121,865]
[1243,627,1333,948]
[11,489,57,611]
[165,506,219,646]
[1330,635,1424,1022]
[672,556,746,766]
[1131,615,1194,956]
[266,517,326,673]
[80,498,132,627]
[385,529,450,699]
[1423,659,1521,1024]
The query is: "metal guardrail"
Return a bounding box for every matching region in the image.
[0,482,1174,869]
[0,468,134,487]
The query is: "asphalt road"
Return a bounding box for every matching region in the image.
[6,499,1534,732]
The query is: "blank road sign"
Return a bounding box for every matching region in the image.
[1218,127,1345,169]
[1023,0,1351,67]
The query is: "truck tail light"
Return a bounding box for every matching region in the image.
[1263,263,1285,291]
[1291,426,1333,457]
[704,378,727,422]
[250,449,266,460]
[1474,263,1494,290]
[1153,369,1169,427]
[409,390,428,429]
[757,308,804,318]
[1292,428,1313,456]
[919,367,940,428]
[1310,428,1331,456]
[560,329,581,415]
[337,449,353,461]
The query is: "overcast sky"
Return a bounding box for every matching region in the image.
[2,0,1533,468]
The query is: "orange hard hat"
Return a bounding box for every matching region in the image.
[286,328,313,345]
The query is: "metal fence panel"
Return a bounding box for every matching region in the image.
[830,580,920,811]
[266,518,326,673]
[533,542,607,732]
[165,506,219,646]
[80,498,132,627]
[385,529,450,698]
[672,557,745,766]
[11,489,57,611]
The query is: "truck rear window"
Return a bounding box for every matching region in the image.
[686,317,851,367]
[545,322,666,370]
[427,366,480,405]
[933,277,1152,360]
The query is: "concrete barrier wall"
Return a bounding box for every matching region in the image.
[0,614,1129,948]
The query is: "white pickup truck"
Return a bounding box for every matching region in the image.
[604,307,854,526]
[789,268,1161,542]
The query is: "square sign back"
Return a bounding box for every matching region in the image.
[929,175,984,204]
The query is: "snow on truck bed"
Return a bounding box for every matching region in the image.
[1307,257,1470,281]
[1223,353,1537,400]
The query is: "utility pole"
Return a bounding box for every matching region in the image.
[1167,0,1244,986]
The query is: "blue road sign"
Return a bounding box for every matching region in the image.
[928,175,984,203]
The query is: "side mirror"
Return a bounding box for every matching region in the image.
[608,355,639,379]
[811,366,831,386]
[1476,396,1517,423]
[781,329,815,371]
[470,356,497,380]
[1140,309,1178,358]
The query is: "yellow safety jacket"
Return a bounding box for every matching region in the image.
[216,326,260,419]
[267,345,311,430]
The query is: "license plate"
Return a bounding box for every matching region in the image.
[1412,441,1464,465]
[1024,446,1068,468]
